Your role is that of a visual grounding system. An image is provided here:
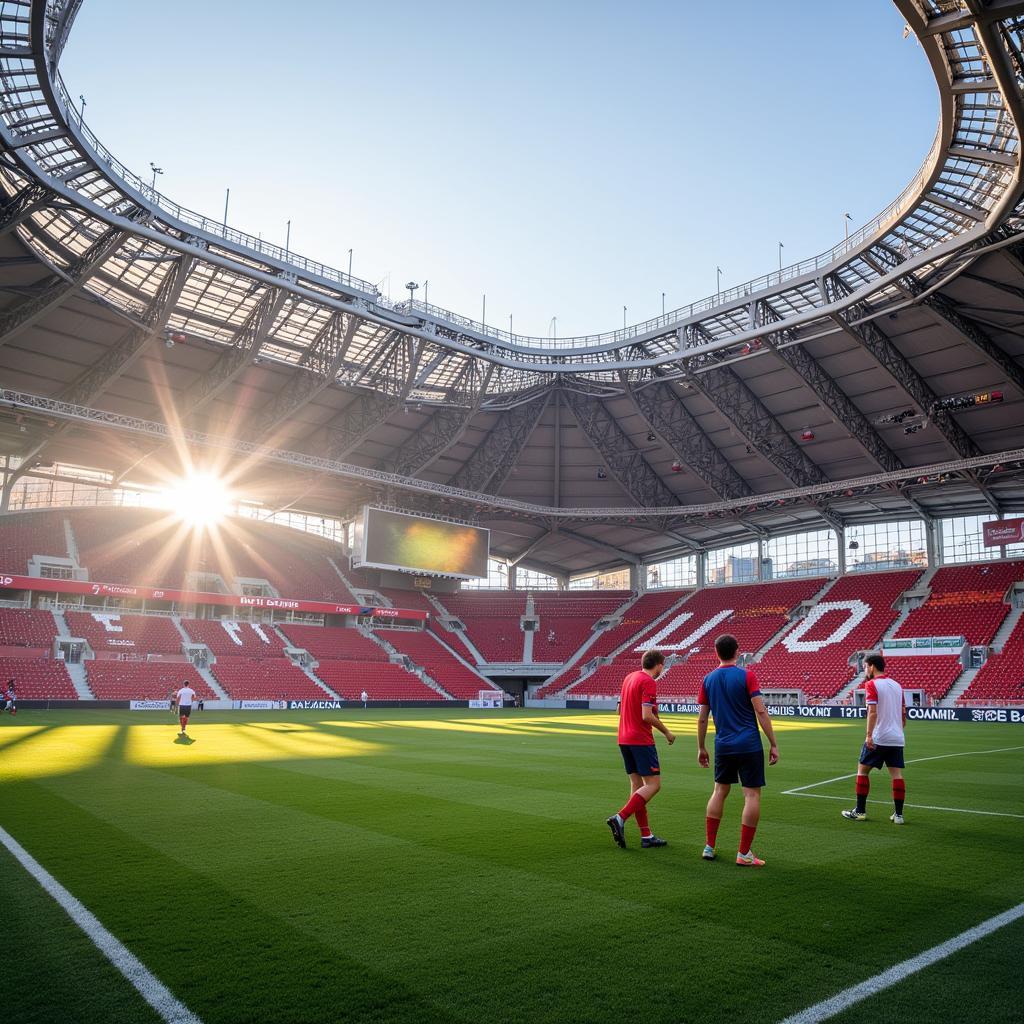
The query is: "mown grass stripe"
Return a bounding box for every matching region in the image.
[0,823,203,1024]
[778,903,1024,1024]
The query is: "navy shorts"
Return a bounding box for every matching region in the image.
[179,705,192,719]
[619,744,660,777]
[859,743,904,769]
[714,748,766,788]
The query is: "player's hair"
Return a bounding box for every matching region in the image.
[865,653,885,673]
[641,649,665,671]
[715,634,739,660]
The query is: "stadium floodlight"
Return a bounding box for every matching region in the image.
[148,162,163,190]
[162,472,232,528]
[406,281,419,307]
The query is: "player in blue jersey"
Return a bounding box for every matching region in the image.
[696,634,779,866]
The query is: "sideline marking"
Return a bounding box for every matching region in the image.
[777,902,1024,1024]
[783,745,1024,794]
[0,825,203,1024]
[785,792,1024,819]
[782,745,1024,815]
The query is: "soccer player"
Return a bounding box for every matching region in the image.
[697,634,779,867]
[175,679,197,737]
[5,678,16,716]
[606,649,675,849]
[841,653,908,824]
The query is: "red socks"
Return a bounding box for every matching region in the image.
[179,715,187,732]
[618,791,647,822]
[705,816,721,848]
[892,778,906,814]
[855,774,870,813]
[635,803,652,838]
[739,824,757,856]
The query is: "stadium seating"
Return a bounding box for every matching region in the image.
[568,579,825,699]
[211,656,325,700]
[377,628,499,699]
[71,508,194,589]
[895,562,1022,645]
[959,614,1024,704]
[278,623,389,661]
[874,655,964,702]
[64,610,184,654]
[536,589,686,696]
[0,656,76,699]
[0,510,69,573]
[757,569,922,699]
[532,592,630,662]
[85,661,215,701]
[181,618,287,656]
[439,593,528,661]
[313,660,446,700]
[0,608,59,648]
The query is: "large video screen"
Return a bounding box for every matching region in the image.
[357,507,489,579]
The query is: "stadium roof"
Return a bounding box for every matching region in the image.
[1,0,1024,577]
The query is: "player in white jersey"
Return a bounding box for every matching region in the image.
[842,653,908,824]
[175,681,197,737]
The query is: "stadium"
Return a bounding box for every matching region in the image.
[0,1,1022,1022]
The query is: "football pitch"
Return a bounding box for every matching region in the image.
[1,709,1021,1024]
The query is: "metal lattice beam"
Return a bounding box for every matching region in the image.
[449,391,551,494]
[179,285,288,416]
[63,254,195,406]
[680,329,829,488]
[250,311,360,440]
[752,298,903,473]
[560,388,682,508]
[621,373,751,500]
[827,275,981,459]
[381,363,494,477]
[0,223,127,348]
[920,292,1024,397]
[0,180,48,237]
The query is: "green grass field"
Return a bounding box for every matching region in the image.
[1,708,1021,1024]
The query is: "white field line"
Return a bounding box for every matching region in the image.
[0,825,203,1024]
[785,792,1024,819]
[777,902,1024,1024]
[783,745,1024,793]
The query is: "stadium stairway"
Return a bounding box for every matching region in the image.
[989,604,1024,650]
[942,666,981,706]
[364,627,455,699]
[63,516,80,566]
[297,660,342,700]
[540,590,693,698]
[539,591,640,688]
[49,610,93,697]
[168,617,229,699]
[423,593,487,664]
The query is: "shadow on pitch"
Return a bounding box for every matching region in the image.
[173,734,196,746]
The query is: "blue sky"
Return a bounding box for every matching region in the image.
[62,1,935,339]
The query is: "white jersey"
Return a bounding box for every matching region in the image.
[865,676,906,747]
[175,686,197,707]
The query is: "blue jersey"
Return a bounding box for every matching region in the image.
[699,665,762,755]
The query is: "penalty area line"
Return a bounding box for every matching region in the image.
[0,824,203,1024]
[777,902,1024,1024]
[783,791,1024,819]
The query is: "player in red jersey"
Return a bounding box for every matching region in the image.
[606,650,675,849]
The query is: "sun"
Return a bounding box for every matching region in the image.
[161,472,232,528]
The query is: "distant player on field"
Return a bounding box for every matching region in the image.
[697,634,779,867]
[5,678,16,716]
[606,649,675,849]
[175,679,197,737]
[842,653,908,824]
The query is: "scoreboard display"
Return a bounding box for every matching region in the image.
[354,507,489,579]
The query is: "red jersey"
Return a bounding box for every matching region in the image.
[618,670,658,745]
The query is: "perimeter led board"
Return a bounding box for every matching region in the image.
[354,507,489,579]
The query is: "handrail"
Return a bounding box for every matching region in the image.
[46,28,943,352]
